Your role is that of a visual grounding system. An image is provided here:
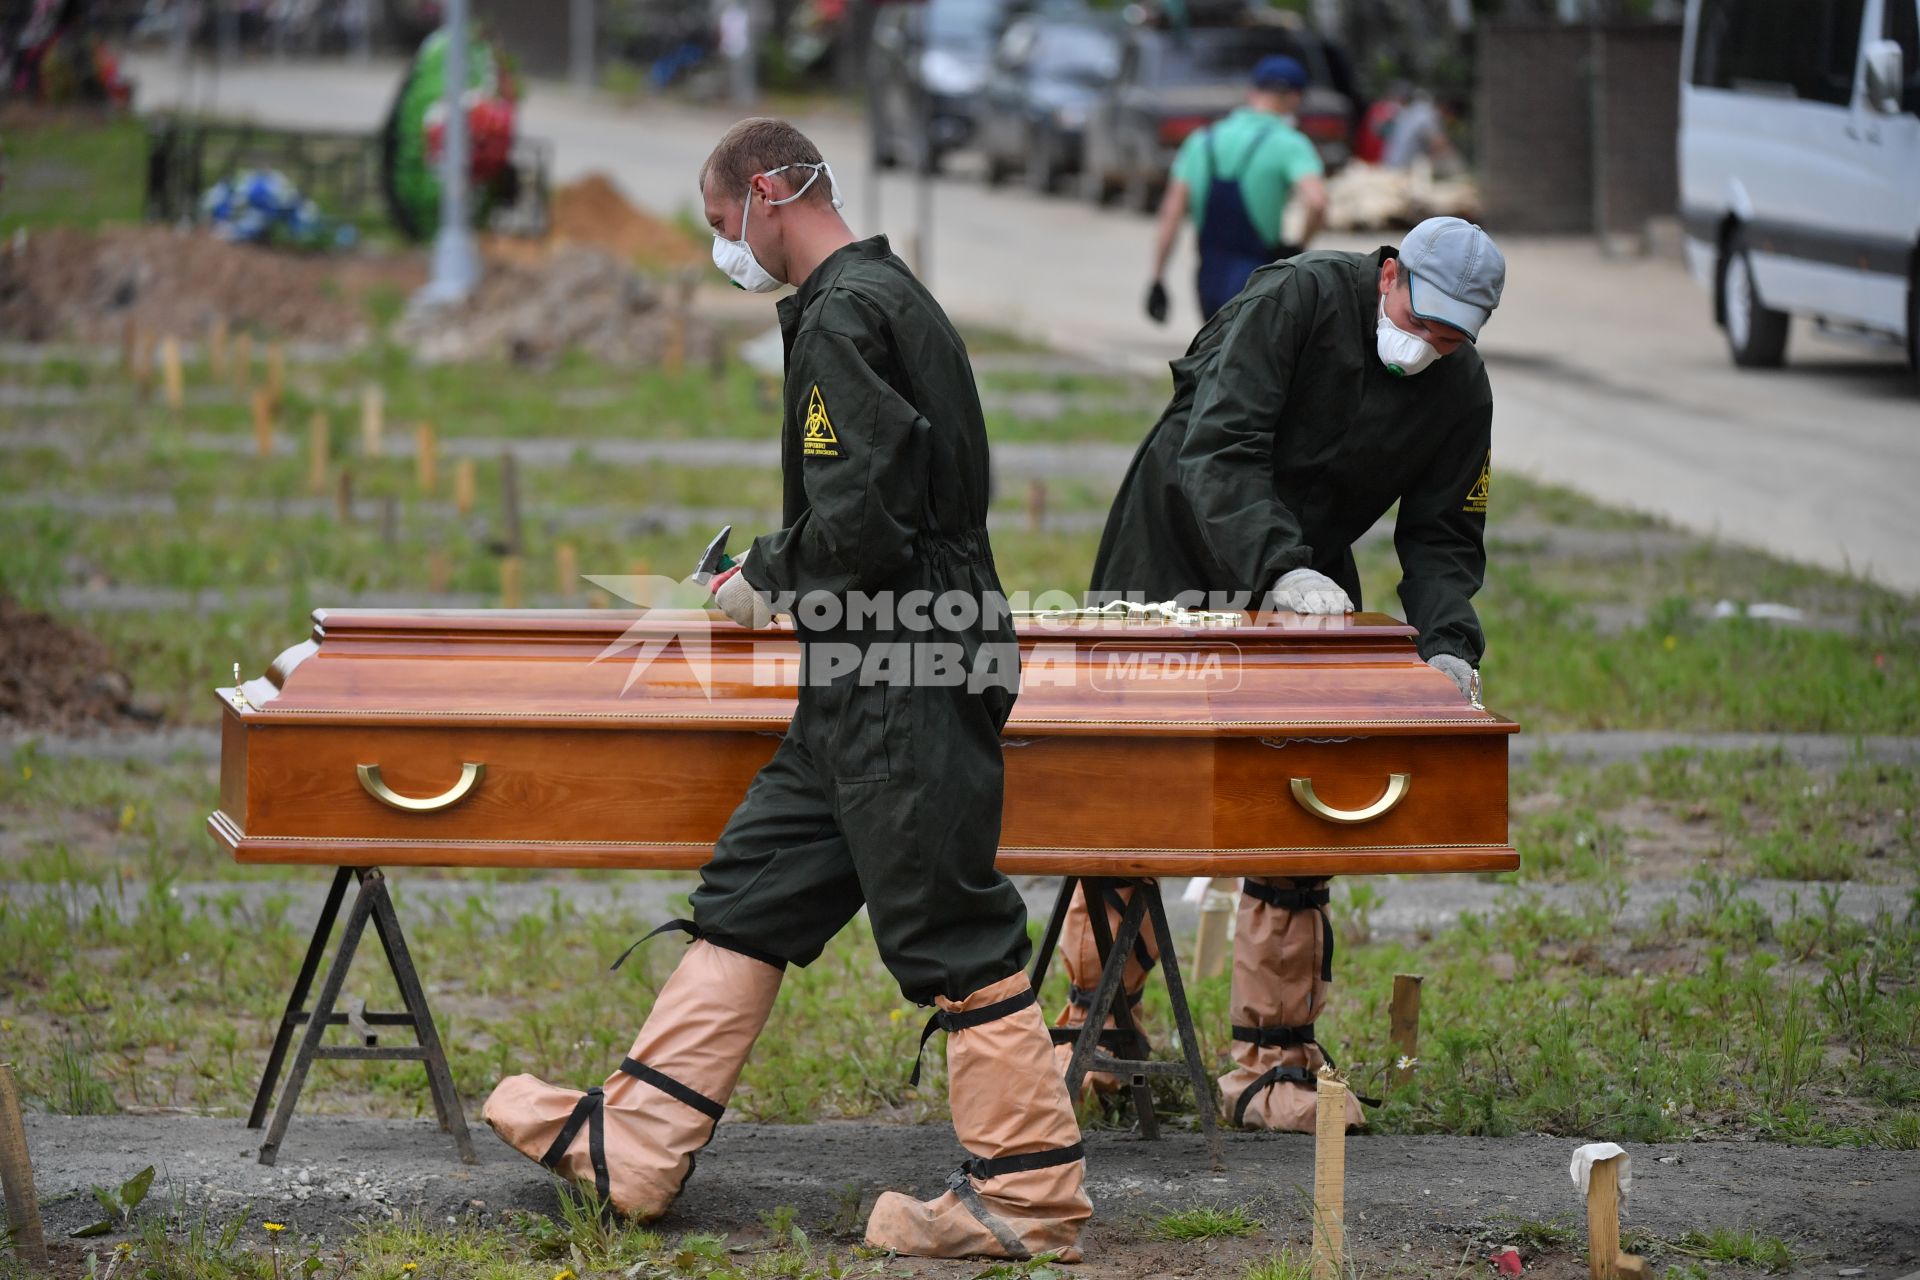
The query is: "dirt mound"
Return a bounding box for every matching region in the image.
[394,244,709,367]
[549,173,704,271]
[0,225,425,344]
[0,597,151,732]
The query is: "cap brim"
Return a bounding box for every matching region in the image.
[1407,274,1488,341]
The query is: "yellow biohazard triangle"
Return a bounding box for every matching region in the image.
[804,385,837,444]
[1463,452,1491,513]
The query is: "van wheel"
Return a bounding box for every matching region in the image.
[1718,231,1789,369]
[1907,262,1918,381]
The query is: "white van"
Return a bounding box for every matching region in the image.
[1679,0,1918,373]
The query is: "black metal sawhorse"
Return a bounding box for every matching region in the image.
[248,867,476,1167]
[1030,876,1224,1169]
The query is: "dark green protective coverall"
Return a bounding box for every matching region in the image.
[1090,247,1492,663]
[689,236,1029,1005]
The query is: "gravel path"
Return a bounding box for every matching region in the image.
[22,1114,1920,1275]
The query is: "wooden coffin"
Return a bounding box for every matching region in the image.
[209,609,1518,877]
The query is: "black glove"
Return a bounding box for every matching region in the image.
[1145,279,1169,325]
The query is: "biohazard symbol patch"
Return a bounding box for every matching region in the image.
[801,384,842,458]
[1463,452,1491,514]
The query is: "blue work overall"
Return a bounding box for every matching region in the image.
[1194,121,1282,321]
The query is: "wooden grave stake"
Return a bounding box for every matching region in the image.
[1586,1153,1643,1280]
[415,422,438,494]
[161,336,185,412]
[335,469,355,523]
[208,316,229,380]
[252,388,276,459]
[454,457,477,515]
[307,412,331,494]
[1311,1075,1348,1280]
[500,452,524,556]
[1191,878,1235,981]
[361,385,384,457]
[0,1062,48,1269]
[1390,973,1423,1090]
[1026,479,1048,534]
[500,555,524,608]
[555,542,579,600]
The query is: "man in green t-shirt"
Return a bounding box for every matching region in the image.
[1146,55,1329,324]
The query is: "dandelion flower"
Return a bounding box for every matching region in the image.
[554,1270,577,1280]
[1662,634,1678,652]
[888,1008,903,1024]
[402,1266,419,1274]
[264,1222,286,1233]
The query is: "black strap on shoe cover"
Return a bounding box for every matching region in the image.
[960,1140,1086,1183]
[945,1168,1033,1261]
[907,987,1037,1086]
[1231,1064,1319,1129]
[1066,983,1144,1010]
[1231,1021,1318,1049]
[609,917,788,973]
[539,1085,610,1204]
[943,1141,1088,1259]
[1096,883,1159,973]
[619,1057,725,1121]
[1241,878,1336,983]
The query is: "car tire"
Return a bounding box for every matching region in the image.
[1023,129,1055,194]
[1907,259,1918,383]
[1717,229,1789,369]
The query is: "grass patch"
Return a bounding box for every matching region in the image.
[1665,1227,1795,1273]
[0,113,147,233]
[1241,1249,1312,1280]
[1146,1203,1263,1241]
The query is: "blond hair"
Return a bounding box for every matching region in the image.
[699,118,831,203]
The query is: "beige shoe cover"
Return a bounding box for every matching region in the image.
[1048,882,1161,1094]
[483,939,783,1218]
[1215,878,1364,1133]
[866,971,1092,1261]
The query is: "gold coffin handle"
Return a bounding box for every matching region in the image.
[356,762,486,813]
[1290,772,1411,825]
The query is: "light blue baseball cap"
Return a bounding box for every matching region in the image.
[1399,216,1506,340]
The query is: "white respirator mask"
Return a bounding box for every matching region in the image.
[1376,295,1441,377]
[712,161,844,294]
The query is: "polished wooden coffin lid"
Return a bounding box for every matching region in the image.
[225,607,1516,737]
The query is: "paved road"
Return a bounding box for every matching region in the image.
[128,55,1920,592]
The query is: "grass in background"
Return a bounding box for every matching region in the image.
[0,113,147,233]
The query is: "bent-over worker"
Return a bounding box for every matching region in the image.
[485,119,1090,1260]
[1059,216,1506,1134]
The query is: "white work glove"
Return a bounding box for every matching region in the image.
[1268,567,1354,615]
[1428,653,1477,702]
[710,555,773,629]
